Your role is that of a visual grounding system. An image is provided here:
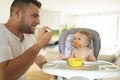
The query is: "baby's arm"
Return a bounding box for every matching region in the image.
[59,54,67,60]
[59,53,72,60]
[70,50,74,58]
[87,49,96,61]
[59,49,74,60]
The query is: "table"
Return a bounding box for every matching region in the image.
[42,60,120,80]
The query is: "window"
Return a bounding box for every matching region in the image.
[63,14,120,54]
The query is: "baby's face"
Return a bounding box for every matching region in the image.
[72,32,89,48]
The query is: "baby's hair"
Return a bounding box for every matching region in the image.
[78,31,91,45]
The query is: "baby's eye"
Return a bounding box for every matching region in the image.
[78,38,81,40]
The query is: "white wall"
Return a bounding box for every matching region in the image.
[39,8,61,29]
[63,14,120,54]
[0,0,61,29]
[0,0,13,23]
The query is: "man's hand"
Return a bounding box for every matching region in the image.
[36,26,52,48]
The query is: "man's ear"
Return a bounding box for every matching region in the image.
[14,8,22,20]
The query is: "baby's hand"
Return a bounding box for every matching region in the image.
[87,56,96,61]
[59,54,66,60]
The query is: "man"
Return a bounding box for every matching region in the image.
[0,0,52,80]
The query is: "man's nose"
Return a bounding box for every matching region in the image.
[36,18,40,24]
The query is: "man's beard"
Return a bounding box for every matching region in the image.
[18,18,35,34]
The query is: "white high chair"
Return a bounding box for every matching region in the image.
[58,28,101,80]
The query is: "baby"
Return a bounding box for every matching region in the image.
[59,30,96,61]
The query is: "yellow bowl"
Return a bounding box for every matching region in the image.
[67,58,83,67]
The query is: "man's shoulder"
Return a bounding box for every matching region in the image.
[0,24,7,35]
[0,23,5,27]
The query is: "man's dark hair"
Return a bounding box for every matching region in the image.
[10,0,42,16]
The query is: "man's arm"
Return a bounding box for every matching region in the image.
[35,55,47,68]
[0,43,43,80]
[0,27,52,80]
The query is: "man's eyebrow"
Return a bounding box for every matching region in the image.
[32,13,39,17]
